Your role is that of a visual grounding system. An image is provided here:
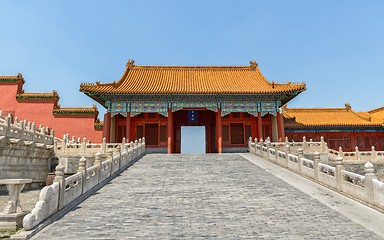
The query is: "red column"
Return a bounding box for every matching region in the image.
[257,112,263,140]
[216,109,223,153]
[277,111,285,142]
[103,112,111,143]
[125,112,131,142]
[167,108,173,154]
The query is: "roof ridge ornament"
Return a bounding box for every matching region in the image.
[345,103,351,110]
[250,60,258,69]
[126,59,135,70]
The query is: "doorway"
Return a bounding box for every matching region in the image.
[174,109,215,153]
[181,126,206,154]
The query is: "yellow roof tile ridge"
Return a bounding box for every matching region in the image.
[17,91,59,97]
[350,109,373,122]
[281,109,295,119]
[0,73,25,83]
[284,107,347,113]
[285,122,382,127]
[54,105,98,111]
[368,106,384,114]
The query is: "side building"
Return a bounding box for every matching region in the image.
[80,60,306,153]
[283,104,384,151]
[0,74,102,142]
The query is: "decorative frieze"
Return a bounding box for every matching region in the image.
[107,99,281,117]
[172,102,218,112]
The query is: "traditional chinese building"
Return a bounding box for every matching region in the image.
[283,104,384,151]
[80,60,306,153]
[0,74,102,142]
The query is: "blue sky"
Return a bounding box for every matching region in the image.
[1,1,383,118]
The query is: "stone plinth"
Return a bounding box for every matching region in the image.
[0,211,28,231]
[0,179,32,231]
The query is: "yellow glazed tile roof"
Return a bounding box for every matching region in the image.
[53,105,98,115]
[367,106,384,122]
[283,105,383,127]
[0,73,25,83]
[16,91,59,100]
[80,60,306,95]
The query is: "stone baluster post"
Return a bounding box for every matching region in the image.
[19,120,25,140]
[94,152,102,183]
[134,140,138,160]
[138,138,143,156]
[115,145,122,169]
[14,117,18,125]
[101,137,106,154]
[108,150,114,175]
[122,139,128,167]
[259,138,264,156]
[54,140,58,154]
[364,161,377,205]
[30,123,35,142]
[40,127,45,135]
[122,137,126,150]
[338,147,344,158]
[331,154,344,191]
[62,137,67,154]
[371,146,377,161]
[81,138,87,154]
[0,110,2,118]
[355,146,360,160]
[302,136,308,152]
[284,137,289,149]
[248,137,252,152]
[266,139,271,160]
[297,148,304,174]
[77,156,87,194]
[77,156,87,173]
[129,141,134,163]
[5,114,11,137]
[285,143,290,167]
[313,151,320,181]
[142,137,146,154]
[53,163,65,210]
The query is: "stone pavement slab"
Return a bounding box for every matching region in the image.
[32,154,383,239]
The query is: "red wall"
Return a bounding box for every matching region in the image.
[0,83,102,143]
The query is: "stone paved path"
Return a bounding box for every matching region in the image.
[33,154,382,239]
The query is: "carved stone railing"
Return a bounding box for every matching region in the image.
[0,111,55,188]
[253,136,328,155]
[329,146,384,162]
[249,137,384,211]
[23,138,146,231]
[54,136,139,156]
[0,111,54,145]
[254,135,384,163]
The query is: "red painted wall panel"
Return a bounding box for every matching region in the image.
[0,83,102,143]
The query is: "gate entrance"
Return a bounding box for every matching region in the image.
[181,126,206,154]
[174,109,216,153]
